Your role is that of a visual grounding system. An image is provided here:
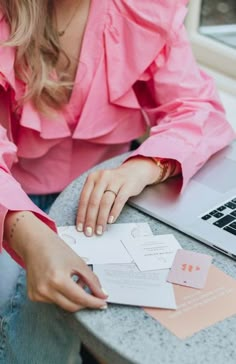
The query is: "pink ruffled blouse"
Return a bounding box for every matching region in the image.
[0,0,235,265]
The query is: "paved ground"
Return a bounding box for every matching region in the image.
[201,0,236,25]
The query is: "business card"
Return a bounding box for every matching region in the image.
[167,249,212,289]
[122,234,182,271]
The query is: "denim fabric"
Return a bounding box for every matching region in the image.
[28,193,60,214]
[0,250,20,309]
[0,194,83,364]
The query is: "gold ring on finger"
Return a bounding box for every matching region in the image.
[104,189,118,198]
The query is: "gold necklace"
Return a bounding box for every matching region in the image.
[57,0,81,37]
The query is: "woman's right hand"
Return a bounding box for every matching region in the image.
[4,211,108,312]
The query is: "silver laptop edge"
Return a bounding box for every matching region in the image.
[129,141,236,259]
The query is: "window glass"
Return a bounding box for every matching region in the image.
[200,0,236,49]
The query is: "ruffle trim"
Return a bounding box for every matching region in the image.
[0,1,188,145]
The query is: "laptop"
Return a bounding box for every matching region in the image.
[129,141,236,259]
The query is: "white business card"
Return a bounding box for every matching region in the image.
[93,263,176,309]
[122,234,182,271]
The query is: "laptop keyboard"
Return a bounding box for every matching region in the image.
[201,197,236,236]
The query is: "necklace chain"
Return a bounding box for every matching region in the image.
[57,1,81,37]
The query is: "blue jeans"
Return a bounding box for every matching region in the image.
[0,194,83,364]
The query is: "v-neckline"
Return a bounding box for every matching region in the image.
[66,0,108,120]
[66,0,93,104]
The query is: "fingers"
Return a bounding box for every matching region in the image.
[77,171,121,236]
[75,267,108,300]
[95,189,118,230]
[106,184,130,224]
[71,260,108,300]
[48,292,85,312]
[28,286,84,312]
[57,277,107,309]
[28,272,108,312]
[76,175,95,232]
[24,224,109,312]
[29,286,97,313]
[76,164,149,236]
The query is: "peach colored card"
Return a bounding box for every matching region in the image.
[144,265,236,339]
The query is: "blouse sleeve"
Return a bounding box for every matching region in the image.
[129,24,235,190]
[0,100,57,267]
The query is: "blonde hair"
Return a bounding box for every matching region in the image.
[0,0,71,112]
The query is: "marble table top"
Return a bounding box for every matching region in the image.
[50,153,236,364]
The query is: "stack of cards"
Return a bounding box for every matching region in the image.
[58,224,182,309]
[59,223,236,338]
[58,224,221,316]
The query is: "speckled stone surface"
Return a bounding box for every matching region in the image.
[50,154,236,364]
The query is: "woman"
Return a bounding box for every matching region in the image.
[0,0,234,363]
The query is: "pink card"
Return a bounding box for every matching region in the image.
[167,249,212,289]
[145,265,236,339]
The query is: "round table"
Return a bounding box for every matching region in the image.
[49,154,236,364]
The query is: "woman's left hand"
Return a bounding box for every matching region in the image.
[76,157,159,236]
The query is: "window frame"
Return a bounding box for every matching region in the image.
[185,0,236,87]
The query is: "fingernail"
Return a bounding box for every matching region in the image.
[85,226,93,237]
[77,223,83,232]
[108,215,114,224]
[99,304,108,310]
[102,287,109,296]
[96,225,103,235]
